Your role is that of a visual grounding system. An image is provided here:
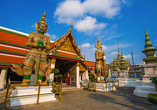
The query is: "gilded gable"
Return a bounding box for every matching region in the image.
[58,36,76,53]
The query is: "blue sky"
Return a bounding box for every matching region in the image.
[0,0,157,65]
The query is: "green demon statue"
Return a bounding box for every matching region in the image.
[12,12,51,85]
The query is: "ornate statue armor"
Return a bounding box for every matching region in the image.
[12,12,51,85]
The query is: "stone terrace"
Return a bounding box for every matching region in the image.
[0,87,157,110]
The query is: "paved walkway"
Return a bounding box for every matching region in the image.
[0,87,157,110]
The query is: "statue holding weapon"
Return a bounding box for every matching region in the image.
[12,12,51,85]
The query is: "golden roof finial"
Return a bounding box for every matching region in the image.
[70,21,73,30]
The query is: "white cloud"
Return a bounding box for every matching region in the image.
[81,43,91,49]
[101,24,126,41]
[54,0,84,24]
[122,0,127,4]
[74,16,107,32]
[108,43,131,51]
[102,45,109,51]
[79,42,95,61]
[54,0,123,33]
[52,35,57,39]
[123,54,137,59]
[121,0,132,6]
[110,52,118,55]
[105,33,126,41]
[83,0,120,18]
[123,54,131,59]
[44,33,51,36]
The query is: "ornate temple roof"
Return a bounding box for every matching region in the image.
[0,26,29,67]
[48,27,86,64]
[0,26,88,69]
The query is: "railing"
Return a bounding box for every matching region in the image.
[3,79,62,110]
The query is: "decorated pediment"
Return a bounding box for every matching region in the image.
[58,35,76,53]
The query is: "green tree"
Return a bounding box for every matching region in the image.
[88,73,94,82]
[52,68,62,83]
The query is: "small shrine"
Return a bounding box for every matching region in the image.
[133,28,157,98]
[109,43,130,72]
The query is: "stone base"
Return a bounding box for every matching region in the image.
[118,70,128,78]
[140,63,157,80]
[111,71,118,78]
[96,83,116,92]
[108,78,138,87]
[117,78,138,87]
[133,80,157,98]
[10,86,56,107]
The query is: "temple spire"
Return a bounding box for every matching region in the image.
[120,51,126,70]
[117,41,121,61]
[113,56,117,71]
[144,28,154,50]
[118,41,120,55]
[142,28,157,63]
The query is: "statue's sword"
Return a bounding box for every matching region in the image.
[34,48,41,85]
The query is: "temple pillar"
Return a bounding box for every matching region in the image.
[0,68,8,90]
[49,58,56,82]
[84,69,89,80]
[82,69,89,85]
[76,62,80,88]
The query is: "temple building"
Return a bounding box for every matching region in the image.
[0,26,90,90]
[109,44,130,72]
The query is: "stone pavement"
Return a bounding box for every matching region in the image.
[0,87,157,110]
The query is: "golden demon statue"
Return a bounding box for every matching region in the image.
[12,12,51,85]
[95,37,106,77]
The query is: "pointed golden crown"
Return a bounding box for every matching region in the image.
[35,12,48,30]
[95,37,102,50]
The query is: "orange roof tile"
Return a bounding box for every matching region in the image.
[85,61,95,66]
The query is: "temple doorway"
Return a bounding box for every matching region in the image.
[55,59,77,85]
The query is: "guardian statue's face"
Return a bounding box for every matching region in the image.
[37,23,48,34]
[98,45,102,51]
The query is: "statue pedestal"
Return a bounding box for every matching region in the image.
[96,83,116,92]
[111,71,118,78]
[118,70,128,78]
[133,80,157,98]
[10,86,56,107]
[140,63,157,80]
[109,70,138,87]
